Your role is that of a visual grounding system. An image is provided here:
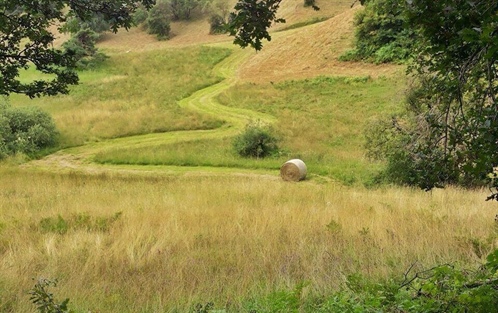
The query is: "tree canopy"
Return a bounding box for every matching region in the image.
[365,0,498,191]
[0,0,155,98]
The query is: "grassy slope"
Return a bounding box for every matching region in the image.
[10,46,231,147]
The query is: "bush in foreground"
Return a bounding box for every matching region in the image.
[0,101,58,159]
[233,121,280,159]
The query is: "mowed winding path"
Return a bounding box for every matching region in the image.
[24,7,399,176]
[24,48,277,176]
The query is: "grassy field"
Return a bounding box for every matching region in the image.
[94,75,406,185]
[10,46,231,147]
[0,168,496,312]
[2,3,498,312]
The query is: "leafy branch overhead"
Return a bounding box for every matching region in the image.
[0,0,155,98]
[228,0,285,51]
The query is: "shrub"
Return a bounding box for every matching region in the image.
[63,29,108,69]
[0,102,58,159]
[146,1,171,40]
[304,0,316,7]
[209,14,227,34]
[233,121,280,158]
[340,0,416,63]
[132,5,149,25]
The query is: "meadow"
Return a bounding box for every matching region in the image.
[1,3,498,312]
[10,46,230,147]
[93,75,406,185]
[0,168,496,312]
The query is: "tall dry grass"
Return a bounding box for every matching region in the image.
[1,168,496,311]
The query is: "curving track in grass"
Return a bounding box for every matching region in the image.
[24,48,278,176]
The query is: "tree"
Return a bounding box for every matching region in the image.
[228,0,285,51]
[61,13,111,36]
[0,0,155,98]
[146,1,172,40]
[206,0,231,34]
[227,0,320,50]
[367,0,498,190]
[62,29,108,69]
[167,0,203,20]
[340,0,416,64]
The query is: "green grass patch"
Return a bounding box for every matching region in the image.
[216,75,406,185]
[9,46,232,147]
[94,137,286,170]
[93,75,405,185]
[277,16,329,32]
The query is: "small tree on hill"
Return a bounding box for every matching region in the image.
[146,1,172,40]
[206,0,230,34]
[340,0,416,64]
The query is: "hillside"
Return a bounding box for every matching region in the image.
[19,0,404,182]
[97,0,399,82]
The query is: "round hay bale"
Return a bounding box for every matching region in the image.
[280,159,307,181]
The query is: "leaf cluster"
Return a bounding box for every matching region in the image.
[340,0,416,64]
[0,100,58,159]
[228,0,285,51]
[29,278,71,313]
[0,0,155,98]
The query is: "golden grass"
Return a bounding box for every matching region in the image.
[1,168,496,311]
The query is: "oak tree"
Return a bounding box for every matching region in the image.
[0,0,155,98]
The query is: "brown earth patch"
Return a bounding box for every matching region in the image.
[238,6,403,83]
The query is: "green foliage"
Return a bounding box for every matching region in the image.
[0,101,58,158]
[167,0,203,20]
[233,122,280,159]
[62,29,108,69]
[209,14,228,34]
[238,249,498,312]
[132,5,150,25]
[228,0,285,51]
[29,278,71,313]
[0,0,155,98]
[206,0,230,34]
[61,13,110,35]
[369,0,498,190]
[303,0,315,7]
[146,1,172,40]
[39,212,123,234]
[340,0,415,64]
[303,0,319,10]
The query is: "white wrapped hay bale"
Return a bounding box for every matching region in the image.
[280,159,307,181]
